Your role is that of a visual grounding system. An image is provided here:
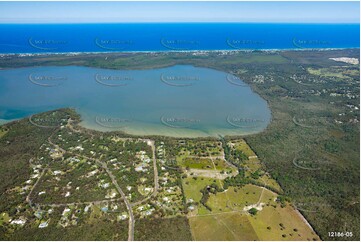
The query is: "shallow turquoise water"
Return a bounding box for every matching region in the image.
[0,65,271,137]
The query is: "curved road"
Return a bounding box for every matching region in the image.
[131,140,159,207]
[47,128,135,241]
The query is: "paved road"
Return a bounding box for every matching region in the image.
[102,162,135,241]
[27,128,62,209]
[130,139,159,207]
[71,153,135,241]
[48,136,66,154]
[149,140,159,196]
[40,198,122,208]
[26,167,48,209]
[47,129,135,241]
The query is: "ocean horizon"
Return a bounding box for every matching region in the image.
[0,23,359,54]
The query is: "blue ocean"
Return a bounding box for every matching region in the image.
[0,23,359,53]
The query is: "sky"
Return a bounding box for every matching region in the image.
[0,1,359,23]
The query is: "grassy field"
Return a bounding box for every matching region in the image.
[189,212,259,241]
[248,205,319,241]
[307,67,358,80]
[206,184,275,213]
[190,207,318,241]
[189,184,319,241]
[180,157,213,169]
[179,157,230,171]
[181,137,320,241]
[230,139,257,157]
[182,176,220,215]
[182,177,221,201]
[177,140,224,157]
[189,206,319,241]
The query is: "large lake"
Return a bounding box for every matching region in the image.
[0,65,271,137]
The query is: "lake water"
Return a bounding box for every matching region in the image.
[0,65,271,137]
